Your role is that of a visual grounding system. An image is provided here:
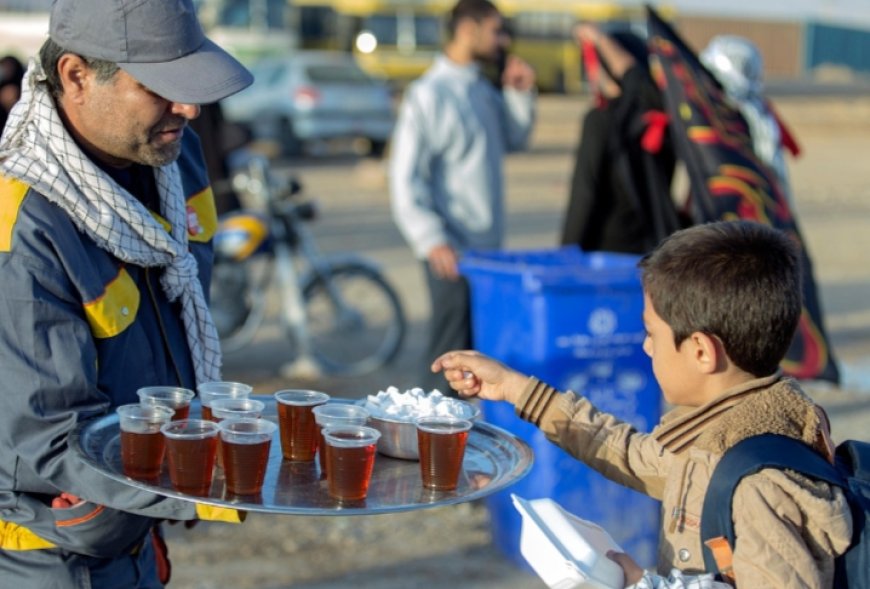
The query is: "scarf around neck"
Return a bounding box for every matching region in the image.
[0,60,221,384]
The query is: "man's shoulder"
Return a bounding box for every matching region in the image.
[0,175,77,254]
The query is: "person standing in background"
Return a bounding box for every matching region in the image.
[389,0,536,394]
[0,55,25,132]
[700,35,801,204]
[561,25,682,254]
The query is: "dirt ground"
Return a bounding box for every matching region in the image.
[163,91,870,589]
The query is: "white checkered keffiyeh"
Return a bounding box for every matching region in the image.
[0,60,221,384]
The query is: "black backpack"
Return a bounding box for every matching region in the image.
[701,434,869,588]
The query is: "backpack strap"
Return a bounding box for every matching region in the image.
[701,433,847,576]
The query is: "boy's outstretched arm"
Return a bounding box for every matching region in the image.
[431,350,529,405]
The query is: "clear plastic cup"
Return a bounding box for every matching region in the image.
[160,419,220,496]
[313,404,370,476]
[116,404,174,480]
[415,416,473,491]
[137,386,195,420]
[219,418,277,495]
[274,390,329,461]
[322,425,381,501]
[209,397,266,469]
[197,381,253,421]
[210,398,265,421]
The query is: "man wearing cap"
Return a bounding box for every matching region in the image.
[0,0,253,586]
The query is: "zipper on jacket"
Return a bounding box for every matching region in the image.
[145,267,185,387]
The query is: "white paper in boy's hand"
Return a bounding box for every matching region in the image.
[512,494,625,589]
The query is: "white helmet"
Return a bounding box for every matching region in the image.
[700,35,764,100]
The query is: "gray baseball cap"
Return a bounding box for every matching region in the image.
[49,0,253,104]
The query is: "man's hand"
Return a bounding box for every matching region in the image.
[51,492,84,509]
[574,23,602,46]
[427,244,460,280]
[501,55,536,92]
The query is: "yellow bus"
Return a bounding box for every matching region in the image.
[500,1,647,93]
[278,0,669,92]
[196,0,297,64]
[294,0,451,84]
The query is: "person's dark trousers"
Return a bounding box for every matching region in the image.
[420,261,472,396]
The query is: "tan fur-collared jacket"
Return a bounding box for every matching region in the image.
[515,373,852,588]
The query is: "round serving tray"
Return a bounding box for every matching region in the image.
[69,396,533,515]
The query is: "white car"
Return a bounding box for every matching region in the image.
[223,51,395,156]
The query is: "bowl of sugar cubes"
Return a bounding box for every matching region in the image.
[360,387,480,460]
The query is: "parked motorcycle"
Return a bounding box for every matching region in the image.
[209,153,406,376]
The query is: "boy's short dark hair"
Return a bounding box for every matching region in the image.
[639,221,802,377]
[446,0,499,39]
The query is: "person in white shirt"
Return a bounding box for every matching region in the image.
[389,0,536,393]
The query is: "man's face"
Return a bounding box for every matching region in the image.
[470,13,505,63]
[73,67,199,168]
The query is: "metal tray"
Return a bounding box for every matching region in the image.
[70,397,533,515]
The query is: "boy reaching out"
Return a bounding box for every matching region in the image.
[433,221,852,588]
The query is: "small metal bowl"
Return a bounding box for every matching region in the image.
[367,402,481,461]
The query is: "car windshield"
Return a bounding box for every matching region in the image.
[305,63,373,85]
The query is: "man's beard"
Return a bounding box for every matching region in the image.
[140,141,183,167]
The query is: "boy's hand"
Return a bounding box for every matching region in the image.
[606,550,645,587]
[431,350,527,405]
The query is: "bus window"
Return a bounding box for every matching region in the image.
[217,0,289,29]
[414,15,442,47]
[362,14,399,46]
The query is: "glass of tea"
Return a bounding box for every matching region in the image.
[322,425,381,502]
[160,419,220,496]
[312,404,370,477]
[197,381,253,421]
[274,390,329,461]
[218,418,277,496]
[137,386,195,420]
[116,404,174,480]
[415,416,473,491]
[208,397,266,469]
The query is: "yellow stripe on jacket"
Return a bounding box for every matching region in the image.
[149,186,217,243]
[82,267,140,339]
[0,519,56,550]
[0,175,30,253]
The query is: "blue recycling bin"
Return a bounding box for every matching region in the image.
[460,247,661,569]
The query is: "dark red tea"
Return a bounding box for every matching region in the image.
[317,427,330,475]
[120,430,166,480]
[277,403,321,461]
[222,439,271,495]
[201,405,214,422]
[171,405,191,421]
[417,426,469,491]
[165,436,217,495]
[325,433,376,501]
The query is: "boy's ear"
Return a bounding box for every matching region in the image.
[688,331,723,374]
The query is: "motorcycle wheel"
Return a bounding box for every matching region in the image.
[210,257,269,353]
[303,263,405,376]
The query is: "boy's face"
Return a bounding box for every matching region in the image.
[642,293,705,407]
